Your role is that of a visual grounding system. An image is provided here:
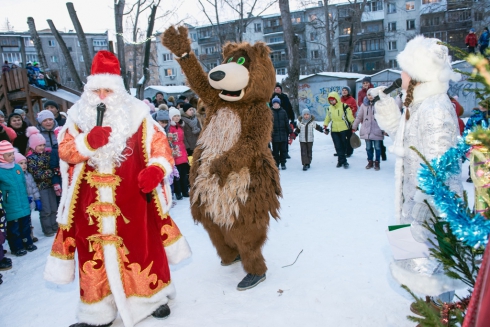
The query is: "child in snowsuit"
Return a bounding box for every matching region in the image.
[271,96,293,170]
[0,141,36,256]
[294,109,324,171]
[168,108,189,200]
[15,151,41,242]
[323,92,355,168]
[352,89,385,171]
[0,189,13,274]
[26,127,58,236]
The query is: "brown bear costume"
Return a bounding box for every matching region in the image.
[162,26,281,290]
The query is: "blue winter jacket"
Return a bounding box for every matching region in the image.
[479,31,489,46]
[0,164,31,221]
[465,109,489,132]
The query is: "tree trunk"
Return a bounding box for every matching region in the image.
[323,0,334,71]
[278,0,300,117]
[19,37,26,68]
[26,17,48,70]
[132,0,143,88]
[343,0,367,72]
[47,19,84,91]
[115,0,129,90]
[66,2,93,75]
[137,1,159,100]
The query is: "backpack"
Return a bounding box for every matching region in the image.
[342,104,352,129]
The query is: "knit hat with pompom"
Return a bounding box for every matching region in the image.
[26,126,46,150]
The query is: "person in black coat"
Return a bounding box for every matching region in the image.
[7,113,28,155]
[271,96,292,170]
[270,84,294,123]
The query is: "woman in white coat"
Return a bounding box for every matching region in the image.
[373,35,464,311]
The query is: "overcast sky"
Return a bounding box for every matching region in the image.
[0,0,317,41]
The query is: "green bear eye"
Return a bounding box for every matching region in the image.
[237,57,246,65]
[227,57,233,63]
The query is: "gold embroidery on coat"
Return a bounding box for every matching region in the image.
[50,230,76,260]
[80,241,111,304]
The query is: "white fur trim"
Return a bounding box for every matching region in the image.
[44,255,75,284]
[85,74,125,92]
[103,244,134,327]
[57,159,85,226]
[74,132,96,157]
[127,282,176,325]
[77,295,117,325]
[165,236,192,265]
[393,157,404,224]
[397,35,460,84]
[374,97,401,138]
[390,262,466,296]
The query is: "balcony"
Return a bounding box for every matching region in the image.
[340,50,385,60]
[264,25,283,35]
[199,52,221,61]
[267,42,286,51]
[271,60,289,68]
[292,22,306,34]
[198,35,219,45]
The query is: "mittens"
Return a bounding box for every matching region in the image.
[138,165,165,193]
[86,126,112,150]
[35,199,42,212]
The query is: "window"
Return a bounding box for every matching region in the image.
[77,41,80,47]
[164,68,176,77]
[291,15,302,24]
[365,61,380,71]
[267,19,280,27]
[80,55,84,62]
[405,1,415,10]
[48,40,56,47]
[309,14,317,22]
[388,59,398,68]
[311,50,319,59]
[162,53,173,61]
[254,23,262,32]
[387,3,396,13]
[270,51,286,62]
[24,37,34,47]
[339,8,349,17]
[406,19,416,30]
[310,32,317,41]
[204,46,216,54]
[199,29,212,38]
[365,1,383,12]
[388,22,397,32]
[193,48,199,56]
[276,68,287,75]
[448,10,471,22]
[191,33,197,41]
[341,27,351,35]
[388,41,397,50]
[1,53,21,63]
[209,62,218,69]
[365,22,383,33]
[268,36,284,43]
[423,31,447,42]
[423,16,440,26]
[93,39,107,46]
[51,56,59,63]
[26,54,37,62]
[351,63,360,73]
[422,0,440,3]
[68,47,73,52]
[355,39,384,52]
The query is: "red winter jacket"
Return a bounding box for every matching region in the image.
[357,83,374,107]
[466,33,478,47]
[341,95,358,117]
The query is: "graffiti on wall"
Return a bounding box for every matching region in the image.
[298,83,346,120]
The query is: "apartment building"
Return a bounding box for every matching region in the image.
[156,0,489,82]
[0,30,109,89]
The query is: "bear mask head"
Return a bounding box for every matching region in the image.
[207,42,275,103]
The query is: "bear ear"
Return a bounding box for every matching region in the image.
[252,42,271,58]
[222,42,239,59]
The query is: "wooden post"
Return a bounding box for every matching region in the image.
[19,37,27,67]
[1,74,13,115]
[23,73,35,124]
[61,100,68,113]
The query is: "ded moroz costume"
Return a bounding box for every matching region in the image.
[43,51,191,327]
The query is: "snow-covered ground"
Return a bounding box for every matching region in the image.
[0,132,474,327]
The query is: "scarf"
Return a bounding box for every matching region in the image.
[0,162,15,169]
[181,115,201,134]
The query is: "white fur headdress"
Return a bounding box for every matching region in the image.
[397,35,460,83]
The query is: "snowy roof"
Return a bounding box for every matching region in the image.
[355,69,401,82]
[315,72,366,79]
[145,85,191,94]
[130,88,137,97]
[452,60,469,67]
[276,74,314,83]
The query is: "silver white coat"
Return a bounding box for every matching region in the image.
[373,80,465,296]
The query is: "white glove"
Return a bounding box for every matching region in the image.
[369,86,388,99]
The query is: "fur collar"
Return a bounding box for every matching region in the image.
[405,80,449,106]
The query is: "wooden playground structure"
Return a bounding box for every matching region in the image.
[0,68,81,122]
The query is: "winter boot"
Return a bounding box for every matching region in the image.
[374,161,380,171]
[302,165,308,171]
[175,193,183,200]
[237,273,266,291]
[12,249,27,257]
[365,160,374,169]
[0,273,2,285]
[343,162,349,169]
[221,254,241,266]
[333,153,338,156]
[0,257,12,271]
[336,162,342,168]
[281,163,286,170]
[152,304,171,319]
[306,164,310,169]
[467,177,473,183]
[26,244,37,252]
[69,322,113,327]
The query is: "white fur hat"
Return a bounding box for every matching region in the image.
[169,108,180,120]
[397,35,460,84]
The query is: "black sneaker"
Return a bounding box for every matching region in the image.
[13,249,27,257]
[26,244,37,252]
[32,237,39,243]
[306,164,310,169]
[286,154,291,159]
[467,177,473,183]
[221,254,241,266]
[0,257,12,271]
[346,154,352,158]
[343,162,349,169]
[281,164,286,170]
[69,322,113,327]
[176,193,183,200]
[237,273,266,291]
[336,162,342,168]
[302,165,308,171]
[182,193,190,198]
[151,304,171,319]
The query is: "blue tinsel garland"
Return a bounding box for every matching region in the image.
[417,134,490,248]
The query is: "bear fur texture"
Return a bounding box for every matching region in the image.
[162,26,281,276]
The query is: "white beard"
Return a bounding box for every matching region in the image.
[73,89,134,172]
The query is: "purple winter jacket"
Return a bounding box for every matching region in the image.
[351,97,384,141]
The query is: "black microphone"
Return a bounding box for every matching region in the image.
[96,103,106,126]
[372,78,402,103]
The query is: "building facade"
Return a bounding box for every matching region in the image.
[0,30,109,89]
[156,0,489,82]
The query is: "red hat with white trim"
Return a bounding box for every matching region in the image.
[85,50,124,91]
